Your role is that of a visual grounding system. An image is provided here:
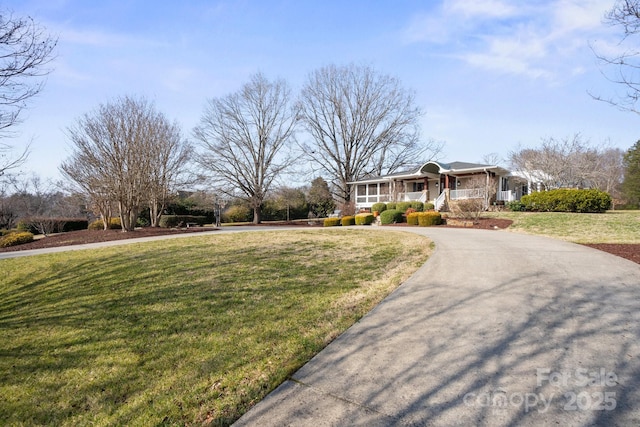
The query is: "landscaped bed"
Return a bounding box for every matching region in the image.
[0,229,432,426]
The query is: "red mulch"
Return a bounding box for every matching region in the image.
[583,243,640,265]
[3,222,639,266]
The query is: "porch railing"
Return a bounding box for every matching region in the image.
[401,191,425,202]
[434,191,446,211]
[450,188,483,200]
[497,190,516,202]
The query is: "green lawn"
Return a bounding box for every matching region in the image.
[0,229,431,426]
[485,210,640,243]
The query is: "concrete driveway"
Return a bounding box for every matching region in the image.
[234,227,640,426]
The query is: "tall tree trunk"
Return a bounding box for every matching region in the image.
[253,205,261,224]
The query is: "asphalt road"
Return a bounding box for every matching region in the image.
[234,227,640,426]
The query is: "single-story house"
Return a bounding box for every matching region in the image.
[349,161,537,212]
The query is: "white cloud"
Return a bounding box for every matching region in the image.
[404,0,616,81]
[444,0,519,20]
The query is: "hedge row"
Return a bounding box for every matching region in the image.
[17,218,89,234]
[341,216,355,226]
[323,217,341,227]
[158,215,208,228]
[520,189,611,213]
[371,201,435,213]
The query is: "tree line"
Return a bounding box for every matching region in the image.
[58,65,442,228]
[2,2,640,231]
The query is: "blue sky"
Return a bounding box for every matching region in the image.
[5,0,638,183]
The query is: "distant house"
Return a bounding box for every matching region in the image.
[349,160,534,212]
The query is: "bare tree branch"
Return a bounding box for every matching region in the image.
[298,63,438,203]
[194,73,298,224]
[61,96,191,231]
[0,9,57,174]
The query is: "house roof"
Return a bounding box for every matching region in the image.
[349,160,510,184]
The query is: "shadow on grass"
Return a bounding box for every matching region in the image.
[0,231,422,425]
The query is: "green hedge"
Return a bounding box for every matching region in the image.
[386,202,396,210]
[409,201,424,212]
[341,216,355,226]
[323,217,341,227]
[380,209,404,224]
[424,202,435,211]
[0,231,34,247]
[159,215,208,228]
[355,213,375,225]
[371,202,387,214]
[395,202,411,213]
[520,189,611,213]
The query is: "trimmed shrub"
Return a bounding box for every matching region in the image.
[507,201,525,212]
[62,219,89,232]
[323,217,341,227]
[0,231,34,248]
[409,201,424,212]
[407,212,419,226]
[521,189,611,213]
[424,202,435,211]
[405,208,417,216]
[341,216,355,226]
[88,218,122,230]
[222,204,252,223]
[380,209,404,224]
[371,202,387,214]
[159,215,207,228]
[17,217,89,235]
[386,202,397,210]
[396,201,412,213]
[355,213,375,225]
[417,211,442,226]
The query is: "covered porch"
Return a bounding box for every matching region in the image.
[351,161,528,212]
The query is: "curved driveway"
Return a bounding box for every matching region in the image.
[235,227,640,426]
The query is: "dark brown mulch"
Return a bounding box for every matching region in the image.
[0,227,215,252]
[583,243,640,265]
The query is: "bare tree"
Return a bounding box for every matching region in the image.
[194,73,298,224]
[145,120,193,227]
[8,175,83,235]
[592,0,640,112]
[0,10,57,174]
[61,96,190,231]
[298,63,439,204]
[592,147,625,204]
[509,134,602,190]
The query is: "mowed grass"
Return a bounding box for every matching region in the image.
[0,229,431,426]
[485,210,640,243]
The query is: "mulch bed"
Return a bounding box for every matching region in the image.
[3,222,640,266]
[582,243,640,265]
[0,227,215,252]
